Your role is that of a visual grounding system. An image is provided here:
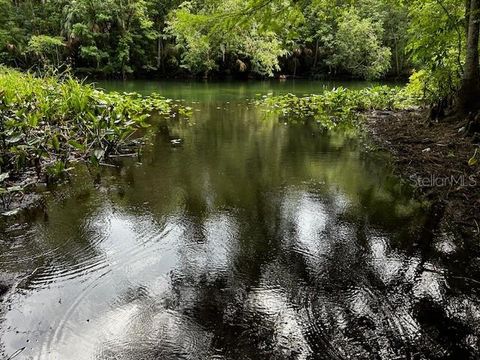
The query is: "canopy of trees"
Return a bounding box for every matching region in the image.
[0,0,477,112]
[0,0,412,80]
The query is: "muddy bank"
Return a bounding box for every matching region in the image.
[366,109,480,240]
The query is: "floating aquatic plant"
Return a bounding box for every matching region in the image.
[259,86,417,130]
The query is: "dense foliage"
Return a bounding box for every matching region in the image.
[0,0,413,80]
[407,0,465,104]
[0,0,477,207]
[0,66,188,198]
[0,0,475,102]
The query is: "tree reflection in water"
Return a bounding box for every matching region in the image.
[1,93,479,359]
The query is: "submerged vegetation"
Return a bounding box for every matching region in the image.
[0,67,189,207]
[261,86,418,130]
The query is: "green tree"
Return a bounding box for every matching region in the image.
[0,0,416,81]
[458,0,480,115]
[407,0,464,103]
[406,0,480,122]
[166,0,288,78]
[27,35,65,67]
[330,9,391,79]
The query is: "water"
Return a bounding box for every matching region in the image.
[1,81,479,359]
[93,79,384,100]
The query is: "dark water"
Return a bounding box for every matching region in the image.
[1,81,480,359]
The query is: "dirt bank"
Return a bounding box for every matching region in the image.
[366,109,480,240]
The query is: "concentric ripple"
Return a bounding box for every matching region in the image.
[1,85,480,359]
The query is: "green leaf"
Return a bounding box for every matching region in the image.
[68,140,86,151]
[6,134,25,144]
[52,134,60,152]
[469,149,478,166]
[0,173,9,182]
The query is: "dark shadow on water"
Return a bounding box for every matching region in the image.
[1,82,479,359]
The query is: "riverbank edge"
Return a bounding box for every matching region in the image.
[365,109,480,241]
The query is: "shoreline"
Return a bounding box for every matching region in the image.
[365,109,480,241]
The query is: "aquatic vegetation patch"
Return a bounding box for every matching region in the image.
[259,86,417,130]
[0,67,190,207]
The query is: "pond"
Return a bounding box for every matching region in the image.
[1,80,478,359]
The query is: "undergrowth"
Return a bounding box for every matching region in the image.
[0,66,190,208]
[260,86,418,130]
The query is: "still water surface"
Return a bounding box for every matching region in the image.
[1,81,479,359]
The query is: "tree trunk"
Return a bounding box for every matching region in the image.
[157,37,162,69]
[457,0,480,115]
[313,38,319,69]
[466,0,472,34]
[394,35,399,76]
